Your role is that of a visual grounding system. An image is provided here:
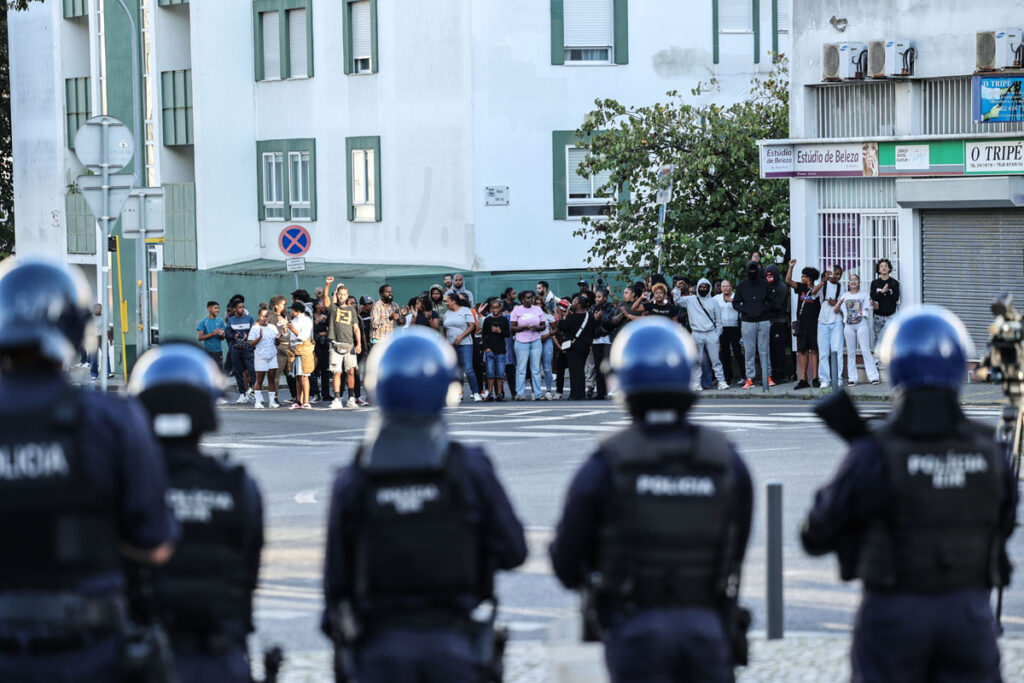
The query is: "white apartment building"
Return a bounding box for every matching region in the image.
[760,0,1024,353]
[10,0,789,360]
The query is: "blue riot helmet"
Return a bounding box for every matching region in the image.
[128,343,225,438]
[0,256,94,366]
[609,317,697,418]
[879,305,973,391]
[365,326,460,416]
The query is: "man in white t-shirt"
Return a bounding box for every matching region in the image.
[812,264,845,387]
[247,308,280,408]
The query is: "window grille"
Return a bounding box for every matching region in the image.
[921,76,1024,135]
[815,81,895,138]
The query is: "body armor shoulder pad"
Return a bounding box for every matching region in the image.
[601,424,731,471]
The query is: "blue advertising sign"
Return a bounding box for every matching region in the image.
[973,75,1024,124]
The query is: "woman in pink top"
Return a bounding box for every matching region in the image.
[510,291,545,400]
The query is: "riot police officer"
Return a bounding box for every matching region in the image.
[550,317,753,682]
[322,326,527,682]
[128,343,265,682]
[802,305,1015,682]
[0,257,177,681]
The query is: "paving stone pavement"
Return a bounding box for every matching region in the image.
[257,635,1024,682]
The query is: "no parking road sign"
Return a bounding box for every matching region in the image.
[279,225,311,257]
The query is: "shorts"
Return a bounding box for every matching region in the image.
[484,350,506,379]
[329,348,358,372]
[292,356,309,376]
[796,321,819,353]
[254,355,278,372]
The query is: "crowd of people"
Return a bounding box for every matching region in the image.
[196,257,901,407]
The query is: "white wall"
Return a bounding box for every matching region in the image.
[470,0,781,272]
[9,2,68,258]
[189,0,258,269]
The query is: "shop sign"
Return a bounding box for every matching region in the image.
[760,143,878,178]
[965,139,1024,175]
[973,76,1024,124]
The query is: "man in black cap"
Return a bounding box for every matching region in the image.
[578,278,591,294]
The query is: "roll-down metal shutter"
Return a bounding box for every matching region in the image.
[288,9,307,78]
[351,1,371,60]
[564,0,613,48]
[921,209,1024,355]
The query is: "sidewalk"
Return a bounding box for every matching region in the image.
[260,633,1024,682]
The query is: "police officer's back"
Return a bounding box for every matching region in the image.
[322,327,527,683]
[129,344,264,682]
[0,257,177,682]
[802,306,1015,682]
[550,317,753,683]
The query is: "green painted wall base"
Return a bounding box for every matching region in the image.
[157,267,631,346]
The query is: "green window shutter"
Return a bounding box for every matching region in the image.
[552,130,576,220]
[550,0,565,65]
[63,0,87,19]
[254,0,312,81]
[613,0,628,65]
[66,194,96,254]
[345,136,381,222]
[370,0,379,73]
[162,183,197,269]
[161,70,193,146]
[752,0,760,63]
[65,77,90,150]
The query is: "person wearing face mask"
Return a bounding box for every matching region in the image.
[714,280,744,386]
[679,278,729,391]
[764,263,790,385]
[834,274,880,385]
[732,262,773,390]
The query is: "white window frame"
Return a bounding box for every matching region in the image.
[351,148,376,222]
[565,145,613,220]
[288,151,312,220]
[563,47,613,65]
[263,152,285,221]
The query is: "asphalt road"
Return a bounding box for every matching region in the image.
[204,398,1023,661]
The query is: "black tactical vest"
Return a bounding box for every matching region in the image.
[0,393,120,590]
[353,443,484,612]
[857,421,1004,593]
[152,447,252,641]
[598,424,736,608]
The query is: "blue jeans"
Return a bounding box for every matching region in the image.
[454,343,480,395]
[515,339,543,397]
[484,350,506,379]
[540,338,554,392]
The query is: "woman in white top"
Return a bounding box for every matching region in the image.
[713,280,744,385]
[834,274,880,385]
[247,308,280,408]
[286,302,315,408]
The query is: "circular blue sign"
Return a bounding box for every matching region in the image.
[279,225,311,257]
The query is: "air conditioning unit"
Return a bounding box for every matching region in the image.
[977,29,1024,71]
[868,39,915,78]
[823,42,868,81]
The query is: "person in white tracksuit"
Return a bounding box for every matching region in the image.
[678,278,729,391]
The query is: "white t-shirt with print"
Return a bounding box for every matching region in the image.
[837,289,872,325]
[247,323,278,360]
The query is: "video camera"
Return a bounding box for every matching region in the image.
[977,293,1024,390]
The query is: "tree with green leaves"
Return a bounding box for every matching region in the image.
[574,61,790,284]
[1,1,45,256]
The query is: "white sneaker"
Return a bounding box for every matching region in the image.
[330,398,344,409]
[544,392,553,400]
[216,397,228,405]
[245,388,255,400]
[480,390,489,400]
[235,394,249,404]
[514,395,526,401]
[268,398,280,408]
[472,393,483,402]
[346,397,357,408]
[718,381,729,390]
[254,401,264,409]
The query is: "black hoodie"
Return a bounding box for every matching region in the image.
[764,263,788,323]
[733,261,770,322]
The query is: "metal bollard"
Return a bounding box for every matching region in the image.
[830,351,839,393]
[766,482,784,640]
